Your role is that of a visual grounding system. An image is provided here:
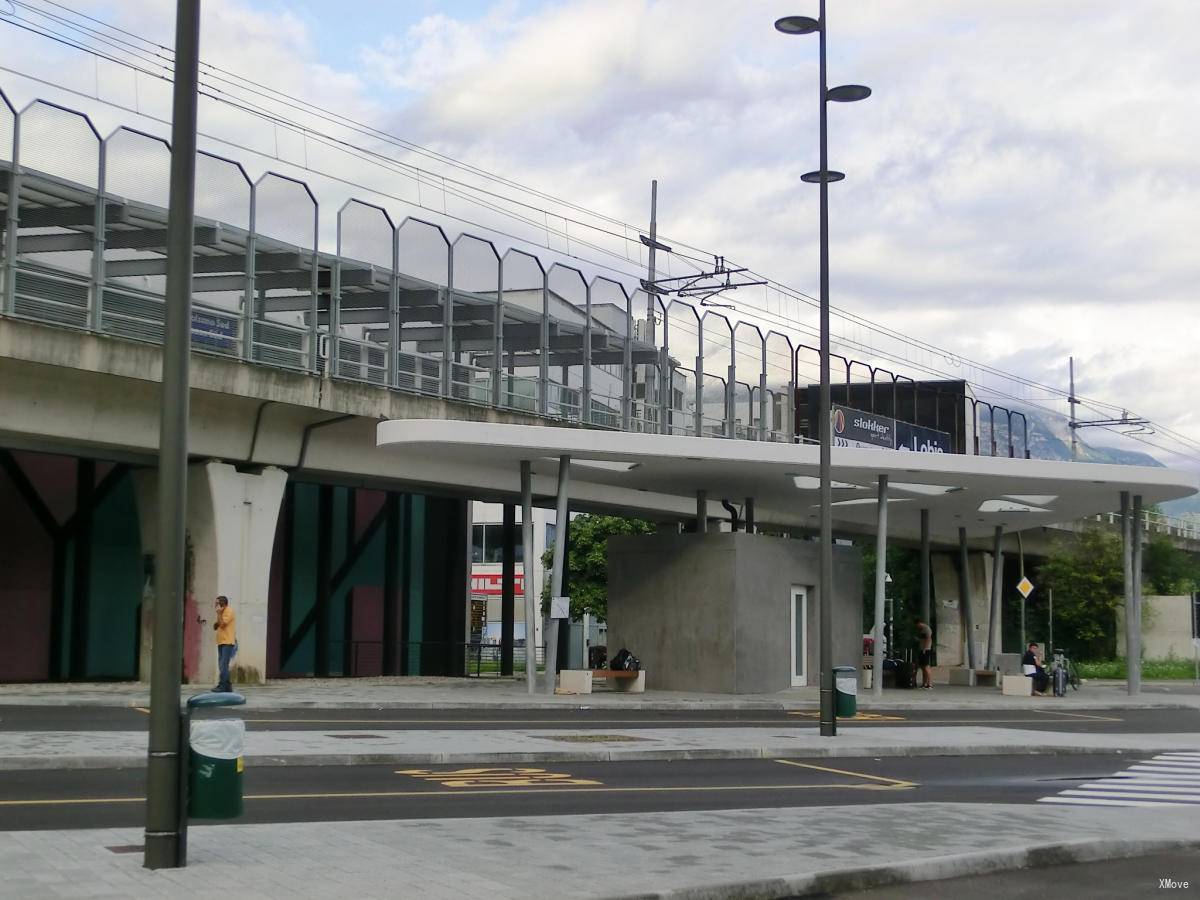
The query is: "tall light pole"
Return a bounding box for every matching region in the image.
[144,0,202,870]
[776,4,870,737]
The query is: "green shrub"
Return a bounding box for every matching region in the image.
[1076,658,1197,680]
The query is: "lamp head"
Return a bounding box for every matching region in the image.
[774,15,820,35]
[827,84,872,102]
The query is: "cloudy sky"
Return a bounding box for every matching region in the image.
[2,0,1197,463]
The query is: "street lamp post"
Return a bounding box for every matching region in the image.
[776,3,870,737]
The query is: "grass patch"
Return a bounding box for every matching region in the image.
[1077,658,1198,680]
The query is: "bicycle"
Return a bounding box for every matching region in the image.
[1050,648,1081,693]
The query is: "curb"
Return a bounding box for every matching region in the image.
[0,741,1160,771]
[597,837,1200,899]
[2,697,1198,712]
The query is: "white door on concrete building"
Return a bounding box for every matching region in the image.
[790,586,808,687]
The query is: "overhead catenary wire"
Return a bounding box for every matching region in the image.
[2,3,1197,466]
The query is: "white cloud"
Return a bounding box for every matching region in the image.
[1,0,1197,457]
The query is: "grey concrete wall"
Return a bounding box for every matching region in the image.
[1118,595,1197,660]
[607,532,862,694]
[932,551,995,667]
[607,534,738,692]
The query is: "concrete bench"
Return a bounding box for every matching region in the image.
[1002,674,1033,696]
[973,669,999,688]
[947,668,1000,687]
[556,669,646,694]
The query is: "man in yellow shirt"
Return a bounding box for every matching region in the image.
[213,595,237,692]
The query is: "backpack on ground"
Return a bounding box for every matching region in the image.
[610,648,640,672]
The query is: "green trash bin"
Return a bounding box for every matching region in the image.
[833,666,857,718]
[186,691,246,820]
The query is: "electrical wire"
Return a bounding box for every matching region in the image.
[2,2,1198,464]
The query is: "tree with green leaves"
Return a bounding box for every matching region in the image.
[1143,535,1200,594]
[858,544,923,656]
[1034,528,1124,660]
[541,514,656,621]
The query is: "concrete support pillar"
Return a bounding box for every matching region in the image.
[696,490,708,534]
[500,503,516,677]
[135,462,287,687]
[1130,493,1143,694]
[744,498,755,535]
[872,475,887,698]
[919,509,931,626]
[520,461,537,695]
[545,455,570,694]
[987,526,1004,668]
[959,527,977,670]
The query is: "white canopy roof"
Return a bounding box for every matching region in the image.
[376,419,1199,543]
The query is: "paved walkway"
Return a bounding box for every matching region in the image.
[1,677,1197,711]
[3,722,1200,770]
[2,802,1197,899]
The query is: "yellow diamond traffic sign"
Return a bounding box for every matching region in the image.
[1016,577,1035,599]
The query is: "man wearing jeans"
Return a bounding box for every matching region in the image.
[213,595,237,692]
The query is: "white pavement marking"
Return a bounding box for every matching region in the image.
[1038,751,1200,808]
[1075,787,1200,801]
[1037,796,1193,808]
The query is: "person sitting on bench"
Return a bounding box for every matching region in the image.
[1021,642,1049,695]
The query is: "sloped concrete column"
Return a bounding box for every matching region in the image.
[136,462,286,686]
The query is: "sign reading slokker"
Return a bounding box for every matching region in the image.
[831,405,952,454]
[832,405,895,449]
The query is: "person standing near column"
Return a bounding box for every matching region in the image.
[213,595,237,693]
[915,618,934,690]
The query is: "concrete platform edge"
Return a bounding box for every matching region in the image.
[0,742,1161,771]
[598,836,1200,900]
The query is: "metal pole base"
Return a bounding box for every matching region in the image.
[819,688,836,737]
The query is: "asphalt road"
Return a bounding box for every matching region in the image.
[828,848,1200,899]
[1,704,1197,733]
[0,753,1144,831]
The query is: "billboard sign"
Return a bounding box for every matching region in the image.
[896,421,953,454]
[832,405,895,449]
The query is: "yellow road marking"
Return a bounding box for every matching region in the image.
[397,767,600,787]
[1029,709,1123,722]
[773,758,917,788]
[0,797,144,806]
[789,716,1122,726]
[788,711,907,721]
[0,781,913,808]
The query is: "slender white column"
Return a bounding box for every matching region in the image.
[872,475,887,698]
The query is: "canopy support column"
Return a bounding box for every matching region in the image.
[1131,494,1144,695]
[987,525,1003,668]
[520,461,536,695]
[959,527,977,670]
[696,490,708,534]
[920,509,931,626]
[545,455,570,694]
[1121,491,1136,695]
[872,475,888,699]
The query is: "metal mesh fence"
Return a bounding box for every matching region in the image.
[0,89,14,164]
[18,102,99,189]
[195,152,251,230]
[105,128,170,209]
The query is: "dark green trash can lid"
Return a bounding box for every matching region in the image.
[186,691,246,709]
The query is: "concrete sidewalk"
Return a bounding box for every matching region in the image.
[3,723,1199,770]
[2,802,1198,899]
[1,676,1197,711]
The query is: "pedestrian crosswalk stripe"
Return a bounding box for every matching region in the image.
[1038,796,1192,808]
[1078,783,1200,796]
[1036,752,1200,808]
